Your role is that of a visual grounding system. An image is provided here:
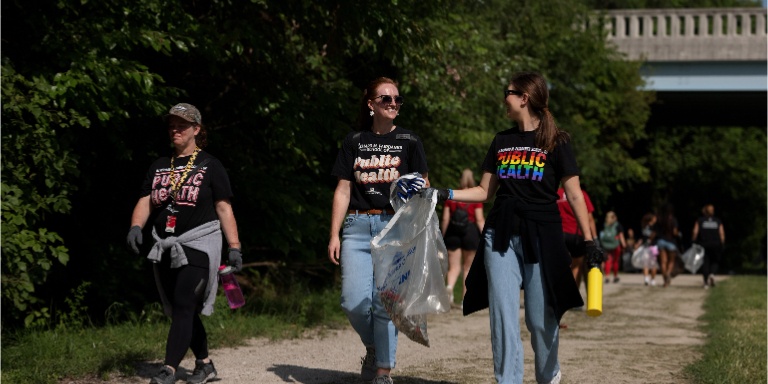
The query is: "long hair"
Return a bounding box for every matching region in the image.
[641,213,655,228]
[356,77,398,131]
[459,168,476,189]
[656,203,677,238]
[508,71,569,152]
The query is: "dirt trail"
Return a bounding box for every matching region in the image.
[92,272,713,384]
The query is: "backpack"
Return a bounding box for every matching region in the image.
[599,222,620,250]
[448,203,470,234]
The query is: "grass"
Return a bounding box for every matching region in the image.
[5,275,765,383]
[685,275,767,384]
[2,287,348,384]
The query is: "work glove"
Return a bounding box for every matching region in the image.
[420,188,452,203]
[126,225,143,255]
[585,240,605,270]
[227,248,243,273]
[396,176,426,203]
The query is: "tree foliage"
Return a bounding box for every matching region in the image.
[2,0,762,329]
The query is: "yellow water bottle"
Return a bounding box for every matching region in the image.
[586,267,603,317]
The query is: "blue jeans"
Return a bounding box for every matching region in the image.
[656,238,678,252]
[484,229,560,384]
[340,212,398,369]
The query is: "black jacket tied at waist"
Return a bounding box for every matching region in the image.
[463,195,584,322]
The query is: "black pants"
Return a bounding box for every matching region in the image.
[159,253,210,369]
[700,244,723,283]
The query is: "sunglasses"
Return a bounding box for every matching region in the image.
[504,89,524,98]
[373,95,404,105]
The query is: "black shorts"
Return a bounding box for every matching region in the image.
[563,232,586,258]
[444,225,481,251]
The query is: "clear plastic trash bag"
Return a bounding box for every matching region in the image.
[631,245,659,270]
[371,174,451,347]
[681,243,706,273]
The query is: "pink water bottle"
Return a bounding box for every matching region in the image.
[218,265,245,309]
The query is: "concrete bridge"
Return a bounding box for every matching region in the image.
[599,8,766,126]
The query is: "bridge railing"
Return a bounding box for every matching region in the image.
[596,8,767,61]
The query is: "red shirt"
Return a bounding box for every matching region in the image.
[445,200,483,223]
[557,188,593,235]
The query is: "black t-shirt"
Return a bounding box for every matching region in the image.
[697,216,723,246]
[331,127,429,210]
[481,128,579,228]
[140,151,233,266]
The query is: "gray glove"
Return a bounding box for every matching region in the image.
[420,188,452,203]
[585,240,605,269]
[126,226,143,255]
[228,248,243,272]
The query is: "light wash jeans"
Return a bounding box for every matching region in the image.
[340,212,398,369]
[484,228,560,384]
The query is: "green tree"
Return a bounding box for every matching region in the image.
[394,0,653,201]
[1,64,79,326]
[646,126,767,267]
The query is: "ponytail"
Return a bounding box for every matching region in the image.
[510,72,569,152]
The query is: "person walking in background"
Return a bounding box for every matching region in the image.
[623,227,637,272]
[654,203,680,287]
[599,211,626,283]
[126,103,242,384]
[441,168,485,307]
[427,71,602,384]
[692,204,725,289]
[328,77,430,384]
[638,213,658,286]
[557,186,597,290]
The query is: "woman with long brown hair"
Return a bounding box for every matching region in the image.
[654,203,680,287]
[428,71,602,384]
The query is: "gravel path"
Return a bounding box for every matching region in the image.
[83,272,713,384]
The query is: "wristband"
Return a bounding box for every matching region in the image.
[448,189,454,200]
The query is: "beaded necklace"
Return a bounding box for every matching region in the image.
[169,147,200,200]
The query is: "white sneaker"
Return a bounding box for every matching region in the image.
[547,370,562,384]
[372,374,393,384]
[650,279,657,286]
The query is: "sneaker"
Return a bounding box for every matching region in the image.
[613,277,620,283]
[186,359,217,384]
[644,276,650,286]
[372,374,394,384]
[703,284,709,290]
[547,370,562,384]
[361,346,376,381]
[650,279,657,286]
[150,366,176,384]
[604,278,610,284]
